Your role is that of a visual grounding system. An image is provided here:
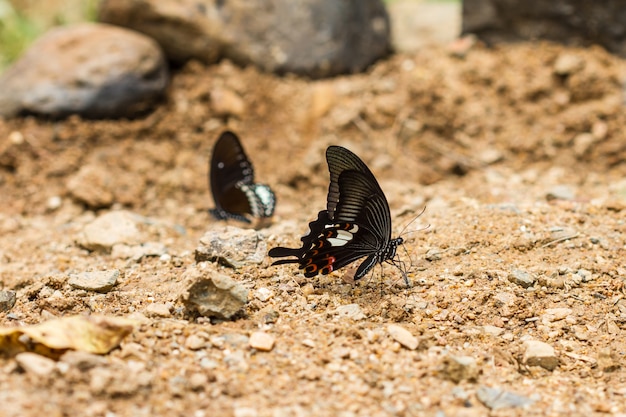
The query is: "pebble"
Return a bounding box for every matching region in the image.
[145,302,173,318]
[508,269,536,288]
[249,331,275,351]
[439,355,479,383]
[546,185,576,201]
[15,352,57,377]
[188,372,209,391]
[597,348,620,372]
[425,247,442,261]
[553,53,584,76]
[69,270,119,293]
[387,324,418,350]
[196,226,267,267]
[77,211,143,252]
[541,307,572,324]
[211,87,246,118]
[182,265,248,320]
[60,350,107,371]
[111,242,168,262]
[0,290,17,312]
[185,334,207,350]
[493,291,517,317]
[254,287,273,302]
[523,340,559,371]
[335,304,366,320]
[476,386,536,409]
[482,325,504,337]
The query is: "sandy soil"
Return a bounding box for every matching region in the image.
[2,31,626,417]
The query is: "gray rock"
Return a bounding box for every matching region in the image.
[196,226,266,268]
[77,211,143,252]
[181,265,248,320]
[508,269,536,288]
[0,290,17,312]
[0,23,168,118]
[98,0,390,78]
[69,270,119,293]
[462,0,626,58]
[476,386,536,409]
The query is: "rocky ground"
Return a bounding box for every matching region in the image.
[2,5,626,417]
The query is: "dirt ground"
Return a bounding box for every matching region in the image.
[2,28,626,417]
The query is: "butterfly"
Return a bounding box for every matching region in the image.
[209,131,276,223]
[269,145,407,284]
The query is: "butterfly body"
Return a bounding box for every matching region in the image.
[210,131,276,223]
[269,146,406,283]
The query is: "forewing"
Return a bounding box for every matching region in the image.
[325,146,381,221]
[210,131,255,213]
[334,169,392,244]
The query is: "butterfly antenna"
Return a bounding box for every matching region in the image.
[397,205,427,237]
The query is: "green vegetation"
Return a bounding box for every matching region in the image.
[0,0,98,72]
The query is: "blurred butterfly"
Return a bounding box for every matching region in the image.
[269,145,407,285]
[209,131,276,223]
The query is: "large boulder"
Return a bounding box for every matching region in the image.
[463,0,626,57]
[98,0,391,78]
[0,23,169,118]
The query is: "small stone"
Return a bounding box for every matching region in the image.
[181,265,248,320]
[60,350,107,371]
[46,196,63,211]
[541,308,572,325]
[335,304,366,320]
[188,372,209,391]
[0,290,17,312]
[387,324,418,350]
[553,53,584,76]
[482,325,504,337]
[573,133,595,157]
[145,302,173,318]
[69,270,119,293]
[77,211,143,252]
[249,331,275,352]
[15,352,57,377]
[185,334,207,350]
[67,164,115,208]
[439,355,479,383]
[476,386,536,409]
[196,226,267,268]
[597,348,620,372]
[254,287,273,302]
[546,185,576,201]
[111,242,168,262]
[508,269,536,288]
[523,340,558,371]
[425,247,442,261]
[211,87,245,118]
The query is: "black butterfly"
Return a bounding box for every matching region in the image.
[209,131,276,223]
[269,145,406,284]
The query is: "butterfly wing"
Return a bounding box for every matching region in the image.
[209,131,276,221]
[325,145,381,222]
[269,169,392,279]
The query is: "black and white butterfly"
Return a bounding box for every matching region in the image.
[269,145,407,285]
[209,131,276,223]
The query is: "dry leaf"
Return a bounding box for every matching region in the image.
[0,315,136,358]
